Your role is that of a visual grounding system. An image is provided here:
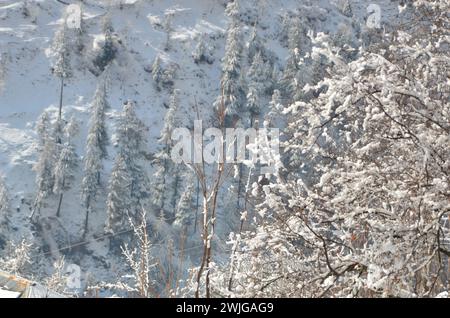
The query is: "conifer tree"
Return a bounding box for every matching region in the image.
[81,77,110,225]
[151,90,179,213]
[246,51,269,122]
[53,117,79,217]
[214,0,245,118]
[173,177,195,232]
[280,16,305,102]
[105,101,150,234]
[152,55,164,91]
[52,20,73,121]
[192,34,213,64]
[31,112,57,220]
[105,156,132,233]
[247,27,264,63]
[94,14,117,72]
[0,175,9,228]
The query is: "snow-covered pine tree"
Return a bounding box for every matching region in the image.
[52,19,73,120]
[214,0,245,119]
[53,116,65,145]
[163,12,174,52]
[94,14,117,73]
[266,89,283,126]
[105,101,150,234]
[192,34,213,65]
[81,77,110,221]
[173,176,195,232]
[152,55,164,91]
[247,27,264,63]
[151,90,179,214]
[280,16,306,102]
[105,156,132,234]
[336,0,353,17]
[160,89,179,147]
[0,53,7,94]
[31,112,57,220]
[53,117,79,217]
[0,175,9,228]
[72,4,86,54]
[246,51,269,122]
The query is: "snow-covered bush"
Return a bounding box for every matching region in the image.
[209,0,450,298]
[0,239,33,275]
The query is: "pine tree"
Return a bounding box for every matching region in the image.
[0,53,7,94]
[160,89,179,146]
[246,51,269,120]
[337,0,353,17]
[192,34,213,64]
[173,177,195,232]
[152,55,164,91]
[0,175,9,227]
[94,14,117,72]
[53,117,79,217]
[72,5,86,54]
[151,90,179,212]
[214,0,244,118]
[267,89,283,125]
[52,21,73,121]
[81,77,110,217]
[31,112,57,220]
[81,79,109,230]
[247,27,264,63]
[105,101,150,234]
[281,16,306,102]
[163,12,173,51]
[105,156,132,233]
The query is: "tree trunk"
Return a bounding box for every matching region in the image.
[58,76,64,121]
[83,198,90,239]
[56,193,64,217]
[56,178,65,217]
[194,179,199,234]
[235,163,243,211]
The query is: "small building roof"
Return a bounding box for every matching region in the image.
[0,270,64,298]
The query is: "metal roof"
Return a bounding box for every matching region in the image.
[0,271,65,298]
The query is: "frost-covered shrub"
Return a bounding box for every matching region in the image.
[209,0,450,298]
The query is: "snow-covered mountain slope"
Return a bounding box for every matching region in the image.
[0,0,405,295]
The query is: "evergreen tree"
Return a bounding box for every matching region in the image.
[53,117,79,217]
[214,0,244,118]
[247,27,264,63]
[159,89,179,146]
[337,0,353,17]
[151,90,179,213]
[81,76,110,217]
[173,177,195,232]
[0,53,7,94]
[52,20,73,120]
[152,55,164,91]
[246,51,269,120]
[105,156,132,233]
[31,112,57,220]
[163,12,173,51]
[280,16,306,102]
[94,14,117,72]
[72,4,86,54]
[267,89,283,125]
[105,101,150,234]
[0,175,9,227]
[192,34,213,64]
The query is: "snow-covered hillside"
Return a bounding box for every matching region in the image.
[1,0,447,298]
